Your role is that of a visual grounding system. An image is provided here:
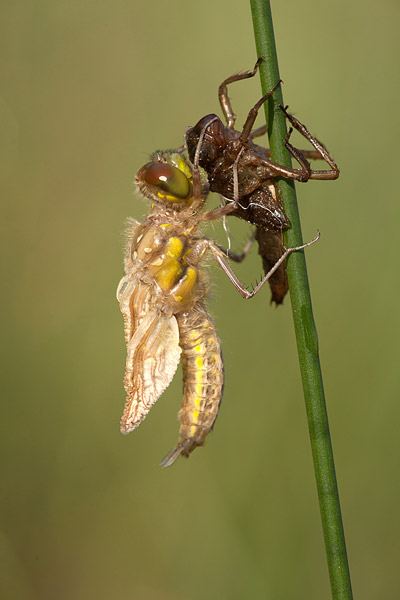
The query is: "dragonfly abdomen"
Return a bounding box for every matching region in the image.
[159,305,224,467]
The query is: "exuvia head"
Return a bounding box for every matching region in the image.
[185,114,229,171]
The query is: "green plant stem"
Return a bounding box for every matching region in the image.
[250,2,353,599]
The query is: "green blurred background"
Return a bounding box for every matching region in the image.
[1,1,399,598]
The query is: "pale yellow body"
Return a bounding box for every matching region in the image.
[117,197,224,466]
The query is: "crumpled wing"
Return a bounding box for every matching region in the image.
[119,306,182,434]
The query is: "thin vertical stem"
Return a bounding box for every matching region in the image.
[250,2,353,599]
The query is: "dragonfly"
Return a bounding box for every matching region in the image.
[116,149,319,466]
[185,58,339,304]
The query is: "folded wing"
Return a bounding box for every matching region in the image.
[117,278,182,434]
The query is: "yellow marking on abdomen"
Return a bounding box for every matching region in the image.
[195,369,205,383]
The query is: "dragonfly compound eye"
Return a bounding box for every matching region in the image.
[143,163,191,201]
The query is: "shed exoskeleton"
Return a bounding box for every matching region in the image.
[185,58,339,304]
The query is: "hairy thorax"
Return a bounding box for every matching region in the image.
[126,209,209,316]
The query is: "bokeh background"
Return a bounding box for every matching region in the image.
[1,1,399,598]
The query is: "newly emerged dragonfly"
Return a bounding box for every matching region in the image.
[117,150,319,467]
[186,59,339,304]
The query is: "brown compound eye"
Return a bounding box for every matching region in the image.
[143,163,191,200]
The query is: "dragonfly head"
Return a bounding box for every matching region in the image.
[136,151,203,210]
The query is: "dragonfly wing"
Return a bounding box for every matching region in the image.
[120,307,182,434]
